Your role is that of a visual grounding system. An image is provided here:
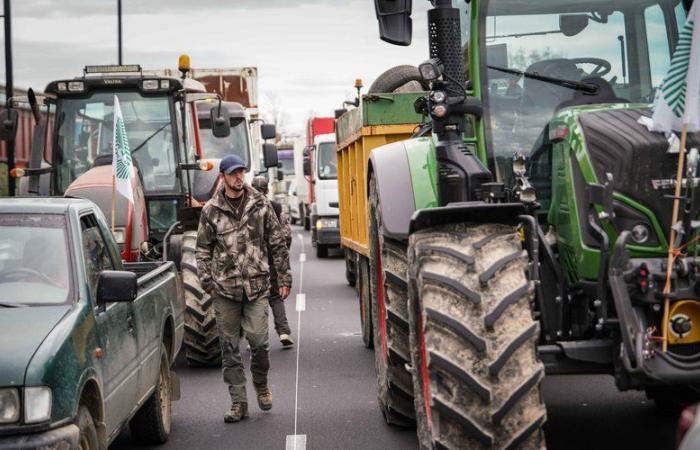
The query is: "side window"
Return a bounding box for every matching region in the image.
[645,4,672,97]
[80,214,115,303]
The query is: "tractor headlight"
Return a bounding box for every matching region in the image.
[631,223,651,244]
[431,90,447,103]
[24,387,51,424]
[419,58,443,81]
[0,388,20,424]
[67,81,85,92]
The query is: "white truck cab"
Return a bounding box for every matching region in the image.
[310,133,339,258]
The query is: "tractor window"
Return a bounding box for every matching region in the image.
[54,91,178,194]
[481,0,685,182]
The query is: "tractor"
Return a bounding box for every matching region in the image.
[348,0,699,448]
[6,59,279,367]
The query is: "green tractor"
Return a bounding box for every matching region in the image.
[364,0,698,448]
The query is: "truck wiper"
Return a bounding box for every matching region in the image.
[0,302,25,308]
[487,65,599,94]
[131,122,170,155]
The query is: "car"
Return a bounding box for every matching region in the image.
[0,197,184,449]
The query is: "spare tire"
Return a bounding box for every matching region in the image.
[368,65,429,94]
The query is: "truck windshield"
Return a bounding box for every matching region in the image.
[198,117,250,165]
[0,214,72,306]
[54,91,177,194]
[278,151,295,176]
[481,0,685,179]
[317,142,337,180]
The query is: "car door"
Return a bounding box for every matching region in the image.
[80,213,139,437]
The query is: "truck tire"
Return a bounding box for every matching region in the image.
[303,204,311,231]
[368,65,429,94]
[182,231,222,367]
[345,250,357,287]
[130,343,172,444]
[77,405,98,450]
[316,244,328,258]
[358,255,373,349]
[369,173,416,426]
[407,223,546,450]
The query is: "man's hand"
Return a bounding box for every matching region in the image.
[279,286,291,300]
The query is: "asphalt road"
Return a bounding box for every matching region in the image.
[113,227,679,450]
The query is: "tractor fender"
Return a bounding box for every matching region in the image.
[368,141,417,241]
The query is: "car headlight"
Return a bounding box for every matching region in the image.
[316,218,338,229]
[24,387,51,423]
[0,388,20,424]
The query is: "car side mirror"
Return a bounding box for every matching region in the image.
[261,124,276,140]
[210,104,231,138]
[374,0,412,46]
[263,143,278,168]
[0,108,19,142]
[96,270,137,304]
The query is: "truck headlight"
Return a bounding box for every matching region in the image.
[316,218,338,229]
[24,387,51,423]
[0,388,20,423]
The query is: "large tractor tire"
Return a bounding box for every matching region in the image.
[407,223,546,450]
[181,231,222,367]
[368,65,429,94]
[369,173,416,426]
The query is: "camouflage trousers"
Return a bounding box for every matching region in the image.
[213,292,270,402]
[268,291,291,336]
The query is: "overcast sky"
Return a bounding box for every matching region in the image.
[2,0,433,136]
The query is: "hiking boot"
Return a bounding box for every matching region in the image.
[224,402,248,423]
[254,384,273,411]
[280,334,295,347]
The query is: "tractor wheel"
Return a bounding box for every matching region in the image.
[358,255,373,349]
[182,231,222,367]
[369,173,416,426]
[368,65,430,94]
[407,223,547,450]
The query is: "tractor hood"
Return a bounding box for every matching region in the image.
[576,107,700,238]
[0,305,71,386]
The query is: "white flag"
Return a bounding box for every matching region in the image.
[651,2,700,133]
[112,95,134,203]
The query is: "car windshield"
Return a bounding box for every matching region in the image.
[317,142,337,180]
[0,214,72,306]
[278,151,295,176]
[481,0,686,180]
[54,91,177,194]
[198,117,250,165]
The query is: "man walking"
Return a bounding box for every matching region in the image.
[251,175,294,347]
[196,154,291,423]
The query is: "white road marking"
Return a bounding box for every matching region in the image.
[296,293,306,312]
[299,253,306,263]
[285,434,307,450]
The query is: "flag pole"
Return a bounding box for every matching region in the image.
[112,174,116,233]
[662,123,689,352]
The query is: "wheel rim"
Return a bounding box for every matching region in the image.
[376,237,388,364]
[159,359,172,434]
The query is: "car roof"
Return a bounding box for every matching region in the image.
[0,197,95,215]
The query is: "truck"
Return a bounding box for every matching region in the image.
[5,60,279,368]
[299,117,335,230]
[270,141,295,214]
[306,132,340,258]
[339,0,698,448]
[0,197,183,449]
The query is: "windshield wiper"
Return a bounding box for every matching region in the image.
[130,122,170,155]
[487,65,599,94]
[0,302,26,308]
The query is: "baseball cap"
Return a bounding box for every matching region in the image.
[219,154,247,174]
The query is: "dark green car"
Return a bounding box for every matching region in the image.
[0,198,184,449]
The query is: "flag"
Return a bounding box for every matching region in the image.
[651,1,700,133]
[112,95,134,203]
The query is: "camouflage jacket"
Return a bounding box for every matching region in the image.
[270,200,292,249]
[196,185,292,300]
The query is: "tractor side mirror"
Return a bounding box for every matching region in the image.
[0,108,19,142]
[263,143,278,168]
[560,14,589,37]
[374,0,412,46]
[303,157,311,177]
[261,124,276,140]
[210,105,231,138]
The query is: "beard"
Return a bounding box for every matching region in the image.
[225,178,244,192]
